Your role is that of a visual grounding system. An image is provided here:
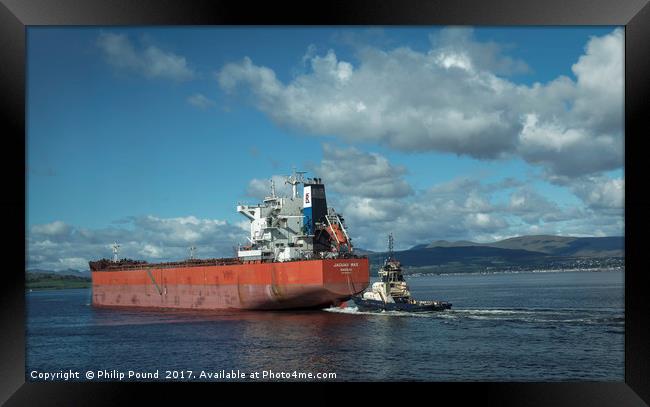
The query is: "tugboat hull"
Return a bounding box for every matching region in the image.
[353,297,451,312]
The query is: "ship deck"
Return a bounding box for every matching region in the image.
[90,255,366,272]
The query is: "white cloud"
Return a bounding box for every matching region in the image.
[562,176,624,210]
[27,215,247,271]
[139,244,164,258]
[216,28,623,178]
[324,167,621,251]
[97,33,195,81]
[245,175,293,200]
[506,187,573,224]
[57,257,89,270]
[313,144,412,199]
[187,93,216,109]
[429,28,531,76]
[464,212,507,230]
[30,220,71,238]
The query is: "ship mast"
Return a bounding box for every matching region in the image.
[285,168,306,199]
[270,179,277,199]
[388,233,394,261]
[112,242,120,263]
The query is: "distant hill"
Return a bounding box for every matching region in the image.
[367,235,624,275]
[419,240,482,249]
[423,235,624,257]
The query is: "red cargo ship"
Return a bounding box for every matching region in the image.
[90,172,370,310]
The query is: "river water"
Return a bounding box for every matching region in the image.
[26,270,624,381]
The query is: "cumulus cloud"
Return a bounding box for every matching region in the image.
[216,28,623,178]
[464,212,508,231]
[314,144,412,198]
[430,27,531,76]
[550,175,625,211]
[345,194,621,251]
[245,175,293,200]
[30,220,71,239]
[507,187,573,224]
[321,164,620,251]
[27,215,247,271]
[326,177,491,250]
[97,32,195,81]
[187,93,216,109]
[576,177,624,209]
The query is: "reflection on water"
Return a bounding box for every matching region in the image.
[26,270,624,381]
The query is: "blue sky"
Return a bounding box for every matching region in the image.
[26,27,624,269]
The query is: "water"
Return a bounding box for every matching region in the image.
[26,270,624,381]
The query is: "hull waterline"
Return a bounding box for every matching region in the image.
[353,297,452,312]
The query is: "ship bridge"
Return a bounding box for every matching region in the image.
[236,170,352,263]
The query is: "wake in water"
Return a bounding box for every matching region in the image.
[323,305,434,318]
[323,305,451,318]
[323,305,624,326]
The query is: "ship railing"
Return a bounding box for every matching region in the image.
[94,258,243,272]
[92,253,368,271]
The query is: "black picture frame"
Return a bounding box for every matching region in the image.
[3,0,649,405]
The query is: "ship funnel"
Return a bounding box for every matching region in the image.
[303,177,328,236]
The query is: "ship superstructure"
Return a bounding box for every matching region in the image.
[90,171,369,310]
[236,172,353,263]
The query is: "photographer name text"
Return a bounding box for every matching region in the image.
[30,369,337,381]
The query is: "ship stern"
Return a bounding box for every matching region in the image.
[321,257,370,301]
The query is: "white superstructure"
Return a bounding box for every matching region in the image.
[236,171,352,262]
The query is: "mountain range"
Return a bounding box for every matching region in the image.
[410,235,623,257]
[364,235,624,275]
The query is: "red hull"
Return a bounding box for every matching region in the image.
[92,258,369,310]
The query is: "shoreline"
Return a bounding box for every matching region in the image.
[406,267,624,277]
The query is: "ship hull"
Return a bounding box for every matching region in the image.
[92,258,369,310]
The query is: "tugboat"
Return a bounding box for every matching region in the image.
[353,234,451,312]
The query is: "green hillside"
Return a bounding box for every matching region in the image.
[370,235,624,276]
[424,235,623,257]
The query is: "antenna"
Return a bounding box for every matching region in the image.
[112,242,120,263]
[189,246,196,260]
[388,233,394,259]
[270,178,276,198]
